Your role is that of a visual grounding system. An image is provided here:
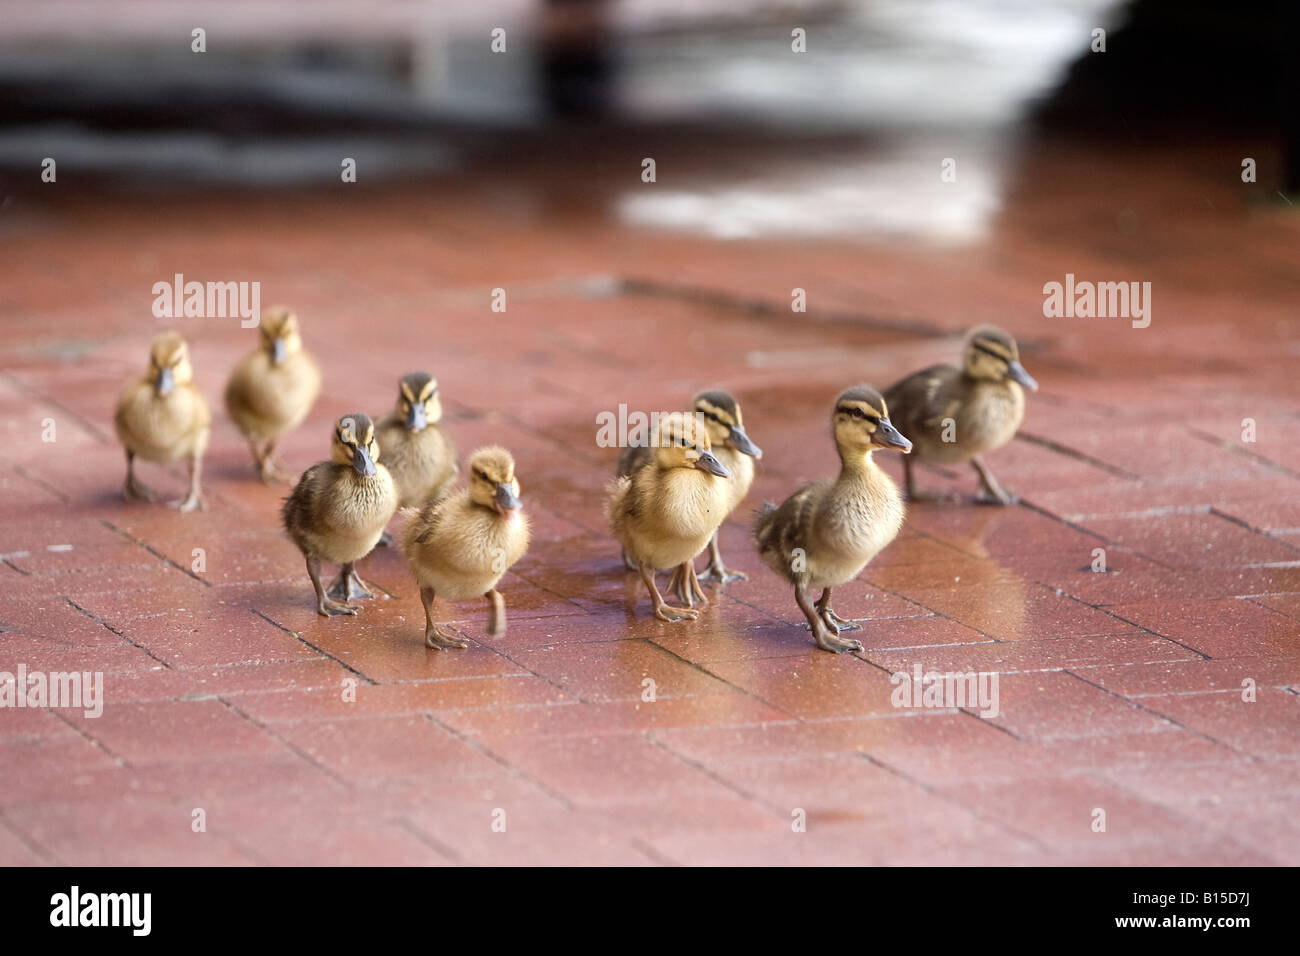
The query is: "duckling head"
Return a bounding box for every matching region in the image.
[259,306,303,366]
[468,446,523,516]
[693,390,762,460]
[147,331,193,397]
[962,326,1038,390]
[832,386,912,456]
[331,413,381,477]
[396,372,441,432]
[652,411,731,478]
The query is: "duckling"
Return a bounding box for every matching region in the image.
[616,391,762,589]
[883,325,1038,505]
[282,413,397,616]
[754,386,912,653]
[113,331,210,512]
[375,372,458,510]
[401,446,529,649]
[607,411,731,622]
[225,306,321,483]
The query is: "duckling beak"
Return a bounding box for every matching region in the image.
[727,426,763,459]
[876,418,913,453]
[1007,360,1038,391]
[154,366,175,396]
[351,444,377,477]
[271,337,288,365]
[494,483,522,513]
[695,451,731,478]
[406,403,427,431]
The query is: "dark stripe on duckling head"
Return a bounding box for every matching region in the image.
[399,371,437,404]
[967,325,1018,361]
[337,413,375,446]
[693,390,739,428]
[834,385,887,421]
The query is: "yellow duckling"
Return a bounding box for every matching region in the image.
[113,330,210,512]
[282,413,397,616]
[616,390,762,589]
[225,306,321,482]
[883,325,1038,504]
[607,411,731,622]
[754,386,911,653]
[401,447,530,649]
[375,371,458,509]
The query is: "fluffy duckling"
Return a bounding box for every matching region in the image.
[113,331,210,512]
[607,412,731,622]
[616,391,762,587]
[754,386,912,653]
[282,413,397,616]
[225,306,321,483]
[375,372,458,509]
[401,447,529,649]
[883,325,1037,505]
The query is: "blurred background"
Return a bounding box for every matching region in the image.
[0,0,1293,237]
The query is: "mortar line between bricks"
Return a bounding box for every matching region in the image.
[1061,669,1257,758]
[421,713,575,812]
[12,463,70,505]
[51,708,127,767]
[1210,506,1300,554]
[62,595,173,667]
[395,816,464,864]
[1057,600,1212,660]
[100,519,211,586]
[642,734,789,821]
[0,808,63,865]
[647,638,795,718]
[3,558,30,576]
[474,643,586,703]
[619,275,947,338]
[1186,424,1300,481]
[630,836,680,867]
[1247,596,1300,625]
[858,752,1048,853]
[248,608,377,685]
[1015,430,1139,479]
[0,370,115,445]
[215,697,357,790]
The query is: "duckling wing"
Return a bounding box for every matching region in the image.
[281,462,334,547]
[754,478,829,575]
[615,444,652,478]
[883,363,963,436]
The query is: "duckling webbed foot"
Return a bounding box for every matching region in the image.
[252,439,291,484]
[697,533,747,585]
[901,456,959,503]
[640,563,698,622]
[797,585,863,654]
[305,556,358,616]
[326,563,374,601]
[971,456,1018,505]
[420,586,470,649]
[169,454,205,512]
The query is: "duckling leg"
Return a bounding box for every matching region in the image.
[640,561,698,622]
[122,451,159,502]
[686,561,709,606]
[796,584,863,654]
[622,548,638,572]
[170,451,205,513]
[306,555,357,616]
[421,585,469,649]
[698,532,747,584]
[901,456,951,503]
[485,588,507,639]
[327,562,374,601]
[256,439,291,484]
[971,455,1018,505]
[815,587,862,632]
